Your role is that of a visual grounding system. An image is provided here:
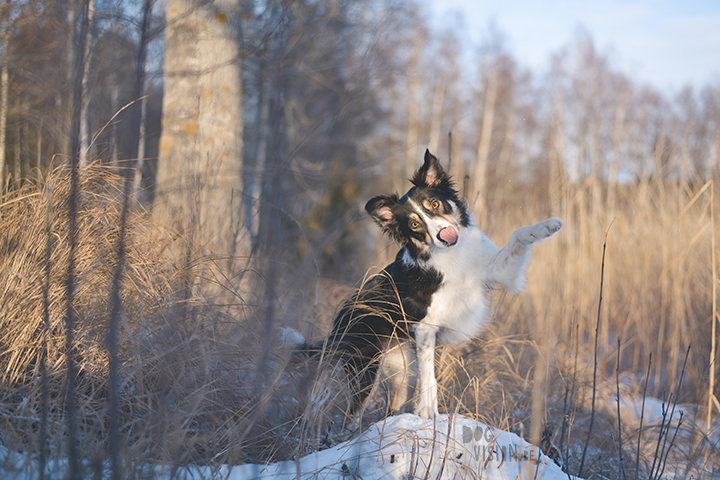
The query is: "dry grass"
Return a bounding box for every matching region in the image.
[0,166,351,477]
[0,165,719,478]
[448,175,720,478]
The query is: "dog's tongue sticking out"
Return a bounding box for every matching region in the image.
[438,226,458,246]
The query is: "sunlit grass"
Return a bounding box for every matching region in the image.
[0,165,718,478]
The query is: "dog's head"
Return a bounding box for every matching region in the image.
[365,150,470,261]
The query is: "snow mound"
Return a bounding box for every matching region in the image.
[2,414,576,479]
[158,414,575,479]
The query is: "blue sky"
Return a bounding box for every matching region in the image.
[424,0,720,93]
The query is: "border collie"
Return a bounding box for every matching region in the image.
[323,150,562,419]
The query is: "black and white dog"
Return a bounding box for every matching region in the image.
[324,150,562,419]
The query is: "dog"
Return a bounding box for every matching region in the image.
[318,149,562,419]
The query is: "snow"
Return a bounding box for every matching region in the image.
[2,414,575,479]
[619,395,674,426]
[156,414,573,480]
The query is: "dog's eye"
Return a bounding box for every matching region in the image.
[431,200,440,210]
[410,221,421,230]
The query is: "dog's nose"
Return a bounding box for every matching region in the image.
[437,226,458,246]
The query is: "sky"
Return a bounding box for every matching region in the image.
[424,0,720,94]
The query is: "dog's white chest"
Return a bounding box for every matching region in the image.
[421,228,494,345]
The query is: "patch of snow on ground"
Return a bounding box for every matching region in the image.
[157,414,574,479]
[619,395,670,426]
[2,414,576,479]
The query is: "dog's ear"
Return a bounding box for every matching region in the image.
[412,149,447,188]
[365,195,398,230]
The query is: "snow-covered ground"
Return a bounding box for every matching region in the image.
[2,414,573,480]
[156,414,571,480]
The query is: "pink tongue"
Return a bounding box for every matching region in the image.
[438,226,458,246]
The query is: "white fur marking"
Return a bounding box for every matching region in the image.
[404,217,563,418]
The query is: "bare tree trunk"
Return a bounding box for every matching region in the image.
[0,0,10,192]
[389,80,404,194]
[427,74,445,154]
[607,90,626,213]
[59,0,77,158]
[132,0,154,200]
[156,0,245,259]
[22,103,28,180]
[13,107,19,186]
[405,38,421,181]
[78,0,96,167]
[448,127,465,197]
[109,72,119,168]
[680,119,694,191]
[65,2,92,476]
[132,96,147,196]
[497,107,516,182]
[36,119,42,179]
[589,115,602,212]
[250,55,269,246]
[472,64,498,225]
[0,65,5,191]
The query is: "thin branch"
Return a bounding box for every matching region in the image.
[579,222,613,477]
[616,337,626,480]
[636,353,652,479]
[658,410,684,480]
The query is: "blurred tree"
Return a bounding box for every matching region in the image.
[701,84,720,178]
[0,0,10,192]
[131,0,155,200]
[78,0,95,167]
[155,0,245,260]
[469,33,518,227]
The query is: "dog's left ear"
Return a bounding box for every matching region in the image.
[365,195,398,230]
[412,149,446,188]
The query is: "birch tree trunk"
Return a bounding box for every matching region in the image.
[156,0,245,259]
[472,64,498,225]
[132,0,153,201]
[59,0,77,159]
[78,0,95,167]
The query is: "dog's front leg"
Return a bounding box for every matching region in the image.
[413,323,439,419]
[486,217,563,291]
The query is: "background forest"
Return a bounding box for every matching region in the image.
[0,0,719,478]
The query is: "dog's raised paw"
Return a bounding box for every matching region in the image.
[541,217,563,237]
